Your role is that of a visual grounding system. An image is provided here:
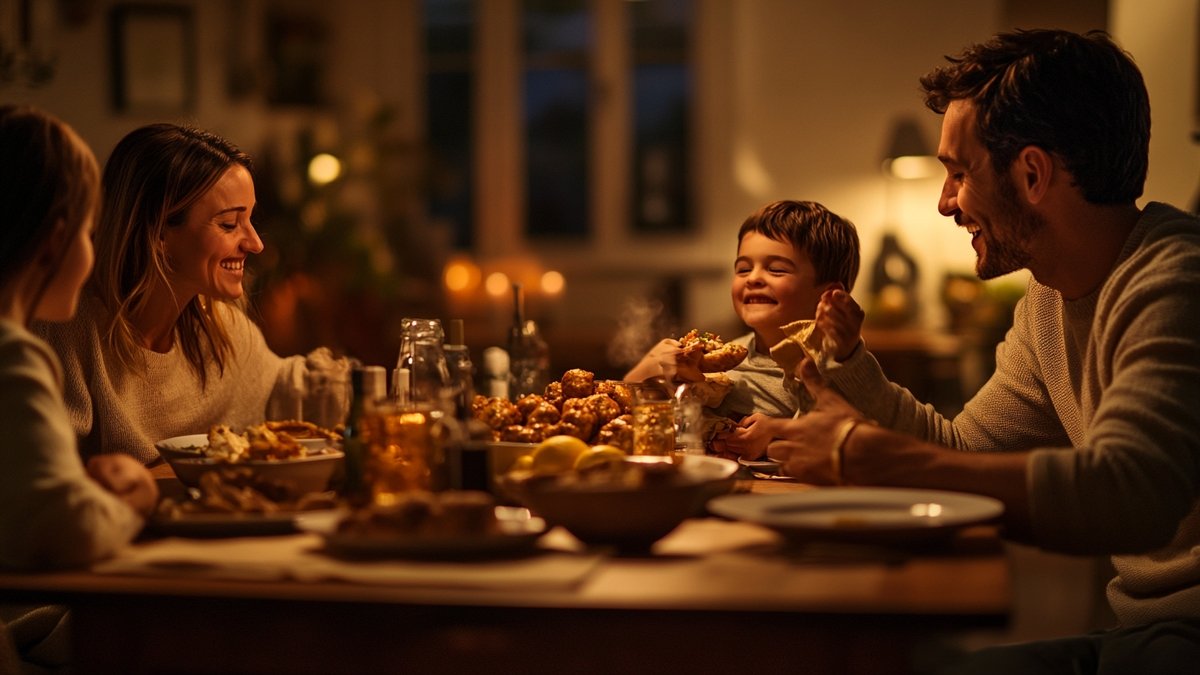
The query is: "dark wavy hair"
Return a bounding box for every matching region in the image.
[920,29,1150,204]
[737,200,860,292]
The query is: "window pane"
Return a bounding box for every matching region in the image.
[424,0,475,249]
[523,0,591,239]
[631,0,692,233]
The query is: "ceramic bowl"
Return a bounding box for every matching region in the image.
[507,454,738,551]
[155,433,334,462]
[164,450,345,495]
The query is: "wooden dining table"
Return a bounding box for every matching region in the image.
[0,474,1010,675]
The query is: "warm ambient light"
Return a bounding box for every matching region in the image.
[540,270,565,296]
[884,155,942,180]
[443,258,481,293]
[484,272,510,297]
[307,153,342,185]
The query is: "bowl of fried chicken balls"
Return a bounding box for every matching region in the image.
[472,368,638,451]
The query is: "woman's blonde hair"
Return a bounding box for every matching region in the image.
[0,105,100,323]
[90,123,253,386]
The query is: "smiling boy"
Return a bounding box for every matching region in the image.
[625,200,860,458]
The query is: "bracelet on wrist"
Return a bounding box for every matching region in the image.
[829,417,873,485]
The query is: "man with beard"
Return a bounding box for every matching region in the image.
[767,29,1200,672]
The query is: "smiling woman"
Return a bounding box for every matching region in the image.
[33,123,349,464]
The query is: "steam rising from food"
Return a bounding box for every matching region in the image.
[606,296,676,369]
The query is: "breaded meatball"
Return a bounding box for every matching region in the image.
[561,368,595,399]
[554,406,598,442]
[526,401,561,426]
[596,414,635,452]
[595,380,635,414]
[471,394,490,417]
[478,397,522,430]
[515,424,551,443]
[584,393,622,426]
[500,424,529,442]
[515,394,548,419]
[561,397,589,415]
[543,381,565,409]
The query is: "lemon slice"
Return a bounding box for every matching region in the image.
[530,435,590,475]
[574,444,627,471]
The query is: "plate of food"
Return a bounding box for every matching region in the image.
[155,420,342,462]
[155,424,345,492]
[708,487,1004,544]
[150,468,343,537]
[301,492,548,559]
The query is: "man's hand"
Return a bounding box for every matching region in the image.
[816,288,865,362]
[768,357,868,483]
[86,454,159,517]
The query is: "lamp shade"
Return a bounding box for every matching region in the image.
[882,117,939,179]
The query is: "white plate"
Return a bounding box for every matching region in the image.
[738,456,783,473]
[299,507,548,559]
[708,488,1004,544]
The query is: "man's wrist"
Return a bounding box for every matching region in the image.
[830,416,875,485]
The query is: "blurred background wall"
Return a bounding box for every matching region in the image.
[2,0,1196,390]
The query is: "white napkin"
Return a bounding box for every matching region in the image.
[94,533,603,591]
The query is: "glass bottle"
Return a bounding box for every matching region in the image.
[443,319,475,418]
[443,319,493,491]
[394,318,446,402]
[409,335,452,406]
[507,285,550,398]
[506,284,528,397]
[341,366,369,505]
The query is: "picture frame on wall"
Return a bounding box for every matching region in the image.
[109,5,195,113]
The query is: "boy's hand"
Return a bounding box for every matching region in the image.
[86,454,159,517]
[624,339,677,382]
[816,288,865,362]
[623,338,704,383]
[716,413,778,460]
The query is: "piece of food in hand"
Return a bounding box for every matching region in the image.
[771,319,831,373]
[685,373,734,408]
[679,330,749,372]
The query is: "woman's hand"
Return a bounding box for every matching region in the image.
[86,454,159,517]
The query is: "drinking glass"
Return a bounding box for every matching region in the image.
[360,402,447,504]
[630,382,676,460]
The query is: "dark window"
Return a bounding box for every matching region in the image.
[523,0,591,239]
[631,0,692,233]
[424,0,475,249]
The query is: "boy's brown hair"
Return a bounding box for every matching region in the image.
[737,200,860,292]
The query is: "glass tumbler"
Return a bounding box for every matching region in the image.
[630,382,676,460]
[360,402,447,503]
